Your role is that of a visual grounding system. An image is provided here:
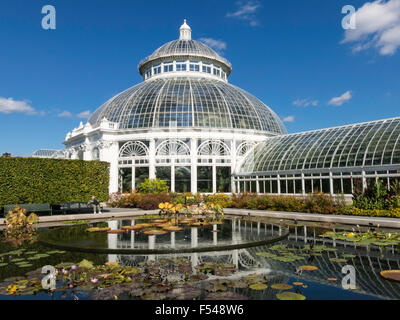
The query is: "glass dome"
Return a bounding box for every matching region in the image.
[138,19,232,75]
[138,40,232,75]
[88,77,286,134]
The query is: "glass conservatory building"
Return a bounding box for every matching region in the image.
[34,20,400,196]
[235,117,400,196]
[55,20,286,194]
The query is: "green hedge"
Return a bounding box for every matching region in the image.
[0,158,109,208]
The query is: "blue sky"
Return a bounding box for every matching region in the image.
[0,0,399,155]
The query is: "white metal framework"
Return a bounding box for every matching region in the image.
[235,118,400,195]
[33,20,400,197]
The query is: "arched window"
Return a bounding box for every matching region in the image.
[197,140,230,157]
[119,141,149,158]
[156,140,190,156]
[236,141,257,157]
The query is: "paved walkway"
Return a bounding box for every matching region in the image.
[1,207,399,229]
[0,208,158,226]
[224,208,400,228]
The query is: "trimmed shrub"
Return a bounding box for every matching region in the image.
[108,193,171,210]
[138,178,169,194]
[0,157,109,209]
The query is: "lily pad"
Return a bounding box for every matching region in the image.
[271,283,293,290]
[329,258,348,263]
[380,270,400,283]
[299,265,318,271]
[206,292,248,300]
[163,226,185,232]
[143,229,168,236]
[78,259,94,269]
[276,292,306,300]
[249,283,267,290]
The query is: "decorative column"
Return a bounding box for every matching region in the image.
[191,138,197,194]
[212,159,217,194]
[301,172,306,195]
[71,148,79,160]
[231,140,236,194]
[100,142,119,194]
[83,138,92,161]
[149,139,156,180]
[329,171,334,196]
[277,174,281,195]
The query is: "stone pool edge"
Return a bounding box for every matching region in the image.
[1,207,399,229]
[224,208,400,229]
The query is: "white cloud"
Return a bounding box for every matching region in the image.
[58,111,73,118]
[77,110,91,119]
[198,38,227,53]
[293,98,319,107]
[282,116,295,123]
[342,0,400,55]
[227,1,261,26]
[0,97,36,115]
[328,91,352,106]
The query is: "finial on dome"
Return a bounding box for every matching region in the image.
[179,19,192,40]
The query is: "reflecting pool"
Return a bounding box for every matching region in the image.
[1,217,400,300]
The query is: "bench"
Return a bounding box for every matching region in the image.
[52,202,104,215]
[3,203,52,217]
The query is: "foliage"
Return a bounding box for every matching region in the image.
[0,157,109,210]
[108,193,172,210]
[351,180,400,210]
[4,206,39,245]
[138,179,169,194]
[320,228,400,246]
[204,193,232,208]
[159,202,224,222]
[343,207,400,218]
[171,193,203,206]
[228,193,342,215]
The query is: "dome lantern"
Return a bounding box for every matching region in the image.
[179,19,192,40]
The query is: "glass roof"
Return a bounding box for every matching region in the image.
[88,77,286,134]
[138,39,232,74]
[239,117,400,174]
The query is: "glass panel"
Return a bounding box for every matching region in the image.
[135,167,149,190]
[250,181,256,193]
[343,178,352,194]
[119,168,132,193]
[322,179,330,193]
[198,166,212,193]
[271,180,278,193]
[295,180,302,194]
[259,180,265,193]
[280,180,287,194]
[175,166,191,193]
[313,179,321,193]
[305,180,312,193]
[333,179,342,194]
[156,167,171,190]
[287,180,294,194]
[217,167,231,193]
